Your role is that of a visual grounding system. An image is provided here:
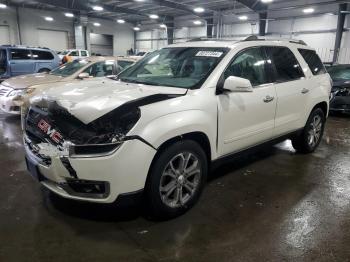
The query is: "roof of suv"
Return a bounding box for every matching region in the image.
[168,39,313,50]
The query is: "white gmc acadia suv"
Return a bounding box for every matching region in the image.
[24,38,331,218]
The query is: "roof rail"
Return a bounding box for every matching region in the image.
[186,37,230,42]
[288,39,307,46]
[0,45,53,50]
[243,35,259,41]
[187,37,220,42]
[242,35,307,46]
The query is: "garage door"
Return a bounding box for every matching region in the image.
[0,25,10,45]
[38,29,68,51]
[90,33,113,56]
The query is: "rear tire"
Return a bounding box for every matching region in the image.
[291,108,325,153]
[145,140,208,219]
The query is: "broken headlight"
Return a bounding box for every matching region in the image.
[67,107,141,156]
[66,107,141,144]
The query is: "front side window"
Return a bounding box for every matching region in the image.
[50,59,90,77]
[118,47,228,89]
[83,61,114,77]
[298,49,326,76]
[10,49,31,60]
[223,47,269,86]
[266,47,304,82]
[31,50,54,60]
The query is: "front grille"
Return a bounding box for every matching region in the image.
[25,106,50,144]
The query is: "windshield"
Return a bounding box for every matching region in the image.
[327,66,350,81]
[50,60,90,77]
[118,47,228,89]
[61,50,70,55]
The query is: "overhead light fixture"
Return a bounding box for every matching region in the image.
[193,20,202,25]
[239,15,248,20]
[0,3,7,8]
[160,24,167,28]
[93,22,101,27]
[194,7,205,13]
[261,0,273,3]
[149,14,159,19]
[65,13,74,18]
[45,17,54,21]
[93,5,103,11]
[117,19,125,24]
[303,8,314,14]
[133,27,140,31]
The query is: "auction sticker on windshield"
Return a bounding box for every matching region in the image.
[196,51,223,57]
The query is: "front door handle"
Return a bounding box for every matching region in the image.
[263,95,275,103]
[301,88,310,94]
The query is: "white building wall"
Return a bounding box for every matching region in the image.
[0,7,134,56]
[0,7,20,45]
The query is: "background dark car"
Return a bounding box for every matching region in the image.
[327,64,350,114]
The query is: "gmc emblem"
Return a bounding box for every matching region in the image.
[37,119,63,144]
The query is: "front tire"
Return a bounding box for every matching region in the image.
[292,108,326,153]
[146,140,208,219]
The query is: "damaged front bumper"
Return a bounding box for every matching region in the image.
[24,133,157,204]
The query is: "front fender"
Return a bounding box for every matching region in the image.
[134,110,217,159]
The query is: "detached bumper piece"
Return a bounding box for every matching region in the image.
[330,96,350,113]
[330,86,350,113]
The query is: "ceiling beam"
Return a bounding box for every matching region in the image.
[24,0,151,18]
[236,0,267,11]
[115,0,214,17]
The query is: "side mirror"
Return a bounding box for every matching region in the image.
[78,72,90,79]
[223,76,253,93]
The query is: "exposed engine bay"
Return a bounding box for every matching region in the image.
[24,93,182,152]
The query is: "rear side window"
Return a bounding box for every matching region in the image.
[31,50,54,60]
[83,61,114,77]
[81,51,88,57]
[10,49,31,60]
[223,47,269,86]
[266,47,304,82]
[298,49,326,75]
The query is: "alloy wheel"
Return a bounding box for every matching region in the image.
[159,152,201,208]
[307,115,323,148]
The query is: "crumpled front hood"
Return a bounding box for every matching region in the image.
[31,79,187,124]
[2,73,63,89]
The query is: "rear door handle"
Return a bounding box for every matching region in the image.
[301,88,309,94]
[263,95,275,103]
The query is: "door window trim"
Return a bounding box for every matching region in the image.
[264,46,305,84]
[216,46,275,94]
[10,48,33,60]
